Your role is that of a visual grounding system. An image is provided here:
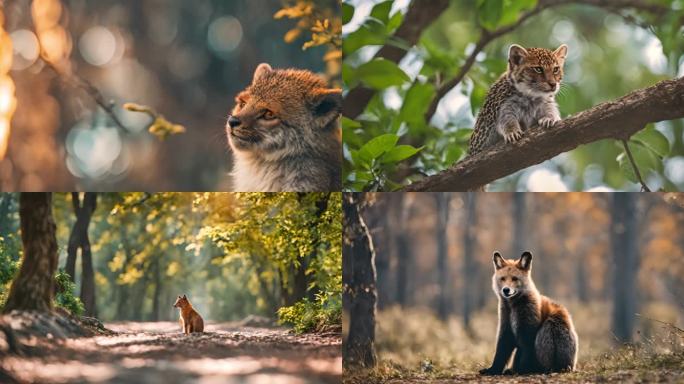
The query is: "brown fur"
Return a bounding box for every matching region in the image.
[173,294,204,334]
[480,251,578,375]
[226,63,342,192]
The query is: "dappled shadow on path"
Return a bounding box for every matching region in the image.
[1,321,341,383]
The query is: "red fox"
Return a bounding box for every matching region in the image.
[173,294,204,334]
[480,251,578,375]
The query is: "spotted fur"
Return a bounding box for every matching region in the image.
[480,251,578,375]
[469,44,568,156]
[227,63,342,192]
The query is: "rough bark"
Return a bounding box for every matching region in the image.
[343,0,450,119]
[611,193,639,343]
[3,193,58,313]
[405,77,684,191]
[342,193,377,368]
[435,193,451,321]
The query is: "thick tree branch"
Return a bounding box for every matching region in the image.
[343,0,449,119]
[404,77,684,191]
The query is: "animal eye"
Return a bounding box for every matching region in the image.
[500,277,505,282]
[553,66,559,74]
[262,110,276,120]
[512,277,518,282]
[533,67,543,74]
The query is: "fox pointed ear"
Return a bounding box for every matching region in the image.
[182,294,187,299]
[518,251,533,271]
[493,252,506,270]
[508,44,528,67]
[554,44,568,62]
[310,88,342,129]
[253,63,272,83]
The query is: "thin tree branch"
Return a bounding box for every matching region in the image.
[621,139,651,192]
[403,77,684,191]
[343,0,449,119]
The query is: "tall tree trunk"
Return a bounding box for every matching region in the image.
[395,197,413,307]
[462,192,478,330]
[65,193,98,316]
[342,193,377,368]
[435,193,451,321]
[3,193,58,313]
[151,256,161,321]
[611,193,639,343]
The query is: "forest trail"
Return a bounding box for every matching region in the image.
[1,321,341,384]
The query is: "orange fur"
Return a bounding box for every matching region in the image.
[173,295,204,334]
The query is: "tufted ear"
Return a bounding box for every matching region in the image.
[253,63,272,83]
[310,88,342,129]
[493,251,506,270]
[553,44,568,62]
[517,251,533,271]
[508,44,528,68]
[182,294,187,299]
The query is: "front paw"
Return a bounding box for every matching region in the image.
[479,367,502,376]
[538,117,560,128]
[502,127,524,143]
[503,368,516,375]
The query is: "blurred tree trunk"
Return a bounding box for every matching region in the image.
[3,193,58,313]
[510,193,525,255]
[342,193,377,368]
[395,197,413,307]
[462,193,478,330]
[151,256,161,321]
[435,193,451,320]
[575,255,589,303]
[65,192,98,317]
[611,193,639,343]
[363,196,392,309]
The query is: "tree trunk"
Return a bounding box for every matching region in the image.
[395,197,413,307]
[462,192,478,330]
[65,193,98,316]
[3,193,58,313]
[151,256,161,321]
[435,193,451,321]
[611,193,639,343]
[342,193,377,368]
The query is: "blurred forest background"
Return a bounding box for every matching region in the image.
[342,0,684,191]
[344,192,684,381]
[0,192,342,332]
[0,0,340,190]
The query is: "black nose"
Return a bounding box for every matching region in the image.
[228,116,241,128]
[503,287,511,295]
[548,82,557,88]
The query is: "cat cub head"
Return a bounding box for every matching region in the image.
[507,44,567,98]
[226,63,342,158]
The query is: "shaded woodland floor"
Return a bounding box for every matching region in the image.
[1,320,341,384]
[343,305,684,383]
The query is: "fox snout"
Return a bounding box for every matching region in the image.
[501,286,517,298]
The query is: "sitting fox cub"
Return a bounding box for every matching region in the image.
[480,251,578,375]
[173,294,204,334]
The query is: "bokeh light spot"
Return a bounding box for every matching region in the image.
[207,16,243,58]
[10,29,39,70]
[79,26,117,67]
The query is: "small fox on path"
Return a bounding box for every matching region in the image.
[173,294,204,334]
[480,251,578,375]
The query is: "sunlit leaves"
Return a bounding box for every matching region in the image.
[123,103,186,140]
[477,0,538,30]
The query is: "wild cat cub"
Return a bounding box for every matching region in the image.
[469,44,568,156]
[226,63,342,192]
[480,251,578,375]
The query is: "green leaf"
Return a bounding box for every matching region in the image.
[399,82,436,126]
[478,0,504,30]
[356,58,410,90]
[359,134,399,161]
[380,145,422,164]
[342,62,358,89]
[342,20,387,56]
[342,3,354,25]
[499,0,537,26]
[341,117,361,130]
[617,142,661,183]
[369,1,393,25]
[631,126,670,157]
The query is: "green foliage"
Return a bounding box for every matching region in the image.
[54,270,85,316]
[343,0,684,191]
[277,291,341,333]
[0,237,20,310]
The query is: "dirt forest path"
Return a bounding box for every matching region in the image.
[1,321,341,384]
